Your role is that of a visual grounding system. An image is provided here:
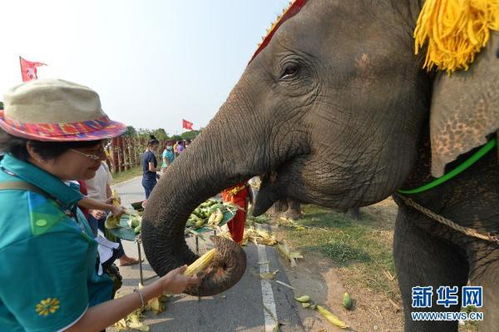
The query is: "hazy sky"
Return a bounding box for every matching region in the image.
[0,0,290,135]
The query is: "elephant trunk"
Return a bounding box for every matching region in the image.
[141,82,269,296]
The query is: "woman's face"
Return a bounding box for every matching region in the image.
[31,142,105,180]
[150,143,159,152]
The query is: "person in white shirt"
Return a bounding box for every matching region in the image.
[85,161,139,266]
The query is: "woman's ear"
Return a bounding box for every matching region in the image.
[430,32,499,177]
[26,141,39,162]
[26,141,46,164]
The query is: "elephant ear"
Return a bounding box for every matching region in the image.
[430,32,499,177]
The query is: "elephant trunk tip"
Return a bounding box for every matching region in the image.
[185,236,247,296]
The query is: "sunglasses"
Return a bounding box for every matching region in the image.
[70,148,106,161]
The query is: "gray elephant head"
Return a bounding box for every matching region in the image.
[141,0,499,297]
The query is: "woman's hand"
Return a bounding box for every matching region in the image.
[110,205,125,217]
[159,265,201,294]
[90,209,106,219]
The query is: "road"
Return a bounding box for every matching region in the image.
[111,177,305,332]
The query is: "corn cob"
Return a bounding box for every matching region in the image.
[316,305,348,329]
[184,248,217,276]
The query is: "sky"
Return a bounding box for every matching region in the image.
[0,0,290,135]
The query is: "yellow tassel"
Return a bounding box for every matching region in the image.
[414,0,499,73]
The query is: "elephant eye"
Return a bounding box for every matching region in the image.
[280,63,299,80]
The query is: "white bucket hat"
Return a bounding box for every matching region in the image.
[0,78,126,141]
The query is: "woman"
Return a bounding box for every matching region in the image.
[161,143,175,174]
[141,135,159,199]
[221,182,250,244]
[0,79,198,331]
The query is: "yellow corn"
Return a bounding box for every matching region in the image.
[184,249,217,276]
[316,305,348,329]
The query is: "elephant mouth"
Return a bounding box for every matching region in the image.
[253,172,280,216]
[253,155,308,215]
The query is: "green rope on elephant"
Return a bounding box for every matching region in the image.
[398,138,497,194]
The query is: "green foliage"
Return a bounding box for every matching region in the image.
[0,101,3,110]
[123,125,137,137]
[170,135,183,141]
[136,128,169,140]
[152,128,169,141]
[136,128,151,138]
[181,130,201,141]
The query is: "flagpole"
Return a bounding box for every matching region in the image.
[19,56,22,81]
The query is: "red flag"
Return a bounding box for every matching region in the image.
[182,119,193,130]
[19,57,46,82]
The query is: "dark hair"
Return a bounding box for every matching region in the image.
[0,129,103,161]
[148,135,159,147]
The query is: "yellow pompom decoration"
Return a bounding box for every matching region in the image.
[414,0,499,73]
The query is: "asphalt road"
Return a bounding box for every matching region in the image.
[111,177,305,332]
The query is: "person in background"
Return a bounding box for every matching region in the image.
[221,182,250,244]
[85,161,139,266]
[0,79,199,331]
[161,143,175,174]
[141,135,159,199]
[176,140,185,155]
[74,178,123,236]
[173,141,179,156]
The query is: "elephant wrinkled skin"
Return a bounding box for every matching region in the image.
[141,1,499,331]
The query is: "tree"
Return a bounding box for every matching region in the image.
[123,125,137,137]
[0,101,3,110]
[181,130,201,141]
[170,135,183,142]
[137,128,152,139]
[152,128,169,141]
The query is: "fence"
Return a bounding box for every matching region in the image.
[105,137,177,174]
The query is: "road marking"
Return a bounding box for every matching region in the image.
[257,244,278,331]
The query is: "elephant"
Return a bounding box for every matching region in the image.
[141,0,499,331]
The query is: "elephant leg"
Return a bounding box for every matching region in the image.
[284,199,302,220]
[347,207,361,220]
[394,209,469,332]
[467,246,499,331]
[267,199,289,219]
